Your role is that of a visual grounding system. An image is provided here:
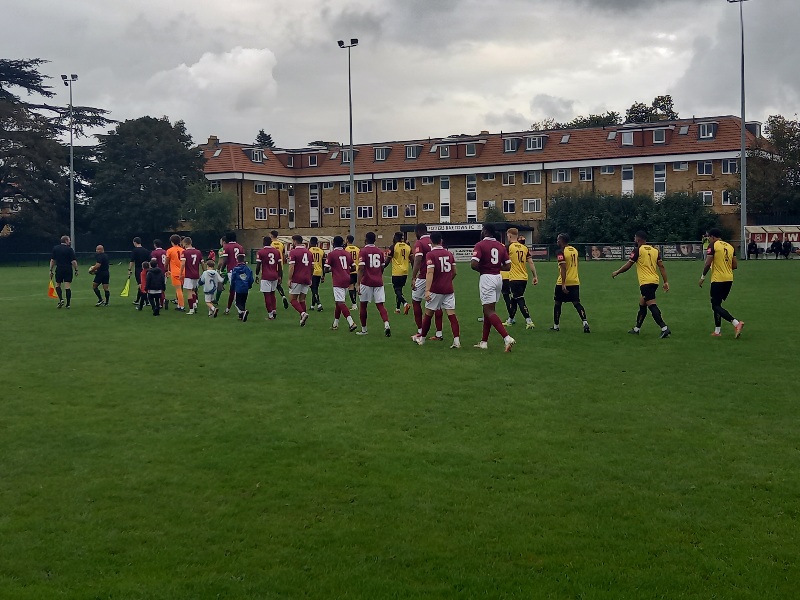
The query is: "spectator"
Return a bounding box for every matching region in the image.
[770,239,782,259]
[782,240,793,259]
[747,240,759,260]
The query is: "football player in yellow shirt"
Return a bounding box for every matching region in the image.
[552,233,590,333]
[270,230,289,309]
[344,234,361,309]
[387,232,411,314]
[612,230,671,338]
[699,228,744,338]
[309,236,326,311]
[506,229,538,330]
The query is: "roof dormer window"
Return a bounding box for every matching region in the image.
[308,154,318,167]
[251,149,263,163]
[698,122,717,139]
[341,149,352,164]
[504,138,519,153]
[465,143,476,157]
[375,147,388,161]
[525,136,544,151]
[406,145,420,159]
[286,155,293,168]
[439,145,450,159]
[621,131,634,146]
[653,129,666,144]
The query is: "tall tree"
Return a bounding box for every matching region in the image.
[90,116,205,238]
[746,115,800,217]
[184,180,235,235]
[255,129,275,148]
[625,95,679,124]
[0,58,111,238]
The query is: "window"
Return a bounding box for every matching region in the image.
[698,123,715,139]
[254,207,267,220]
[341,149,352,164]
[422,176,435,185]
[251,149,263,163]
[357,206,373,219]
[439,145,450,158]
[504,138,519,152]
[482,173,496,181]
[440,176,450,190]
[503,199,516,213]
[697,161,713,176]
[465,143,477,156]
[405,204,417,218]
[560,134,570,144]
[523,198,542,213]
[679,125,690,135]
[375,147,388,161]
[701,191,713,206]
[268,182,278,190]
[357,180,373,193]
[340,206,351,219]
[279,208,288,215]
[268,208,278,216]
[526,136,544,151]
[673,162,688,171]
[600,166,615,175]
[322,182,334,190]
[722,159,740,174]
[653,129,666,144]
[422,203,435,211]
[382,204,398,218]
[209,180,221,192]
[381,179,398,192]
[308,155,318,167]
[404,178,416,191]
[523,171,541,185]
[279,183,288,191]
[286,156,294,168]
[552,169,571,183]
[323,206,335,215]
[622,165,634,181]
[483,200,496,209]
[579,167,592,182]
[440,204,450,218]
[722,190,736,205]
[254,182,267,194]
[406,145,420,159]
[340,182,350,194]
[607,131,617,141]
[654,163,667,197]
[622,131,634,146]
[502,172,516,186]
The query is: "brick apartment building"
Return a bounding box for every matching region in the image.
[200,116,759,246]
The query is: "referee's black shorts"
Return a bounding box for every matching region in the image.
[55,266,73,284]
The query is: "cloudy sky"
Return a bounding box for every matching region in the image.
[7,0,798,147]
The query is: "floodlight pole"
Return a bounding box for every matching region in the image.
[728,0,748,258]
[338,39,359,239]
[62,74,78,251]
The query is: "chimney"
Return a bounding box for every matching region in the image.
[480,130,490,136]
[207,135,219,147]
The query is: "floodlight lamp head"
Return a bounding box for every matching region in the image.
[337,40,345,48]
[351,38,358,46]
[71,74,78,81]
[61,74,67,80]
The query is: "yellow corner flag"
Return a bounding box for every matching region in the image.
[120,278,130,297]
[48,278,57,299]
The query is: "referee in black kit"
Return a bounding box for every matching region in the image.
[49,235,79,308]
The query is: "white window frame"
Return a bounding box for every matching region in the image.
[279,208,288,215]
[357,180,373,194]
[722,159,740,174]
[654,163,667,197]
[254,182,267,194]
[502,172,516,186]
[523,171,541,185]
[673,162,688,172]
[523,198,542,213]
[422,203,435,212]
[404,178,416,191]
[526,136,544,151]
[579,167,593,182]
[308,155,318,167]
[381,179,398,192]
[701,191,713,206]
[340,206,350,219]
[382,204,398,219]
[406,145,420,159]
[653,129,666,144]
[268,208,278,216]
[622,165,634,181]
[375,147,388,161]
[322,182,334,190]
[465,143,477,157]
[440,203,450,219]
[357,206,373,219]
[251,149,264,163]
[341,149,352,164]
[483,200,496,209]
[405,204,417,218]
[503,199,516,214]
[439,145,450,159]
[699,123,715,139]
[340,182,350,194]
[722,190,736,205]
[600,166,615,175]
[422,176,435,185]
[286,156,294,168]
[552,169,571,183]
[697,161,713,176]
[440,176,450,190]
[209,180,221,192]
[622,131,634,146]
[254,207,268,220]
[504,138,519,153]
[482,173,496,181]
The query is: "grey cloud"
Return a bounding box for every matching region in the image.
[530,94,575,122]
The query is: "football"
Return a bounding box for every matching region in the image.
[88,266,97,274]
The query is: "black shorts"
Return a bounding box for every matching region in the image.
[640,283,658,302]
[93,272,110,286]
[54,266,73,284]
[510,280,527,298]
[392,275,407,289]
[710,281,733,303]
[554,285,580,303]
[311,275,322,288]
[502,279,511,295]
[350,273,358,286]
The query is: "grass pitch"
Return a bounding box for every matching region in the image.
[1,259,798,599]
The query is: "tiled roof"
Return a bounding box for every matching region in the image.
[201,116,759,179]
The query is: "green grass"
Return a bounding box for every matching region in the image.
[1,259,799,599]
